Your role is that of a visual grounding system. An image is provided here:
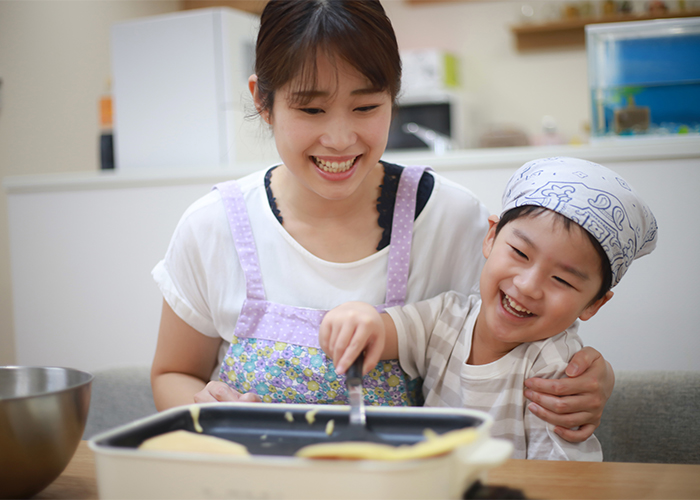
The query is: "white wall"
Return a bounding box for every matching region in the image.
[0,0,182,365]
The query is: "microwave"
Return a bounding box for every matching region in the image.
[387,92,472,152]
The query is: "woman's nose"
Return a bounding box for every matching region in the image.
[513,267,544,299]
[319,114,357,151]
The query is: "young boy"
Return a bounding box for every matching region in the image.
[320,157,658,461]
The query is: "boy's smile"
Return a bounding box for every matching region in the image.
[471,211,612,364]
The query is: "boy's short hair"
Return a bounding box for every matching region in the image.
[495,205,613,302]
[501,157,658,288]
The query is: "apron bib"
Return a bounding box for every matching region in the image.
[216,165,428,406]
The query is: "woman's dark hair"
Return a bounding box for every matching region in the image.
[254,0,401,116]
[495,206,613,303]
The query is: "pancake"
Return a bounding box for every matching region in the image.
[138,430,250,456]
[295,427,478,460]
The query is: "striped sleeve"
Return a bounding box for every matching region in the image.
[524,331,603,461]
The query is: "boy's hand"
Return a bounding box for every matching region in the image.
[319,302,386,375]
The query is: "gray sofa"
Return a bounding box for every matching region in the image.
[83,368,700,464]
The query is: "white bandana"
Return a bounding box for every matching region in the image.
[502,157,658,287]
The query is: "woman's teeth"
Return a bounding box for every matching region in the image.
[502,294,533,318]
[313,156,357,173]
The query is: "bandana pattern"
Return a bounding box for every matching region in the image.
[502,157,658,287]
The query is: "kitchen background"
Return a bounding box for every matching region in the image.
[1,1,699,373]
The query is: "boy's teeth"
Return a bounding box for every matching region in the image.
[502,294,533,317]
[313,156,357,173]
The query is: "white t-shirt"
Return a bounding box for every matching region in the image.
[387,291,603,461]
[152,165,490,372]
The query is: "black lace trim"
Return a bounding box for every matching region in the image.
[264,166,282,223]
[264,162,435,251]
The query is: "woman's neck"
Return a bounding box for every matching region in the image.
[270,163,385,263]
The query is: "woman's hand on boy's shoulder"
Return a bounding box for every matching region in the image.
[523,347,615,443]
[194,381,262,404]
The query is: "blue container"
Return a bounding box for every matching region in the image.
[587,17,700,138]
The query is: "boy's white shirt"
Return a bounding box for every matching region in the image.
[387,290,603,461]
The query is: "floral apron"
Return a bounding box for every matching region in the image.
[215,165,427,406]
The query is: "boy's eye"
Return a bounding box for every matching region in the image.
[510,245,527,259]
[554,276,574,288]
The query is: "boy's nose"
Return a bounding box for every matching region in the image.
[319,115,358,151]
[513,267,544,299]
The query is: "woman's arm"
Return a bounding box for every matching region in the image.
[524,347,614,443]
[151,300,259,410]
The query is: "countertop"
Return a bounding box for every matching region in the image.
[4,136,700,194]
[38,441,700,499]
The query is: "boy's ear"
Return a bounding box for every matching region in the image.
[482,215,500,259]
[579,290,614,321]
[248,74,271,124]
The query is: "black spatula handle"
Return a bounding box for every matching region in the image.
[346,352,364,386]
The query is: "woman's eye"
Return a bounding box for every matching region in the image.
[300,108,324,115]
[355,105,379,112]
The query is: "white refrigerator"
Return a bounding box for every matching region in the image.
[110,8,278,171]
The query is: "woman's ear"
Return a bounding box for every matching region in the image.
[248,74,270,124]
[482,215,500,259]
[579,290,614,321]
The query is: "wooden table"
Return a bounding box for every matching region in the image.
[37,441,700,499]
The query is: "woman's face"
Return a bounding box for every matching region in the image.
[259,54,393,203]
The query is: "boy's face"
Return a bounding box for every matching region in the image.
[477,211,613,354]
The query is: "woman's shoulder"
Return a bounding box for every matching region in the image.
[178,168,270,225]
[381,160,485,206]
[217,168,269,195]
[428,170,482,203]
[420,170,490,225]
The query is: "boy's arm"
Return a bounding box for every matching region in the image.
[319,302,398,376]
[524,405,603,461]
[525,332,603,461]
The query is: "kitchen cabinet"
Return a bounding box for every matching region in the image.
[512,10,700,51]
[182,0,266,15]
[181,0,481,15]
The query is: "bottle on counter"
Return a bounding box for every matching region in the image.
[99,79,115,170]
[532,115,566,146]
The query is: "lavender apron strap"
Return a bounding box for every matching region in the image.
[214,181,266,301]
[384,165,430,308]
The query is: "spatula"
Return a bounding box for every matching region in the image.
[346,353,367,429]
[334,353,386,443]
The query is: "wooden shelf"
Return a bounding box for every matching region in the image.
[181,0,267,16]
[512,10,700,51]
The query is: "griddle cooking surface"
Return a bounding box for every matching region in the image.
[95,405,483,457]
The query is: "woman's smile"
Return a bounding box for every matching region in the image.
[312,155,361,174]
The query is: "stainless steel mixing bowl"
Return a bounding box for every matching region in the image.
[0,366,93,499]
